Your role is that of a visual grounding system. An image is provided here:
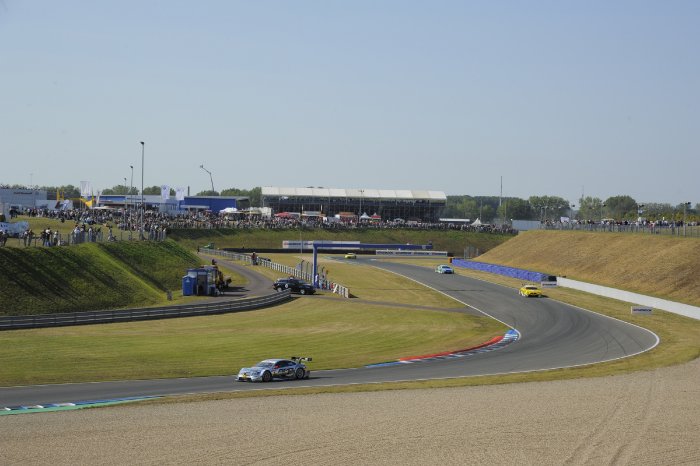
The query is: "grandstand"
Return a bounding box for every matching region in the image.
[262,187,447,222]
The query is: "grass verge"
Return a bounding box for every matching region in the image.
[0,298,505,386]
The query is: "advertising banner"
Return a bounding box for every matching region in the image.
[0,221,29,237]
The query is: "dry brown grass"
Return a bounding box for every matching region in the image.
[475,230,700,306]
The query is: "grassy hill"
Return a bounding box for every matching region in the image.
[476,230,700,307]
[0,241,200,315]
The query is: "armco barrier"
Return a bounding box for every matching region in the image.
[0,290,292,331]
[557,277,700,321]
[451,259,549,283]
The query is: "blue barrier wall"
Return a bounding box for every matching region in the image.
[451,259,548,282]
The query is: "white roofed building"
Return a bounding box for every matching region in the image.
[262,187,447,222]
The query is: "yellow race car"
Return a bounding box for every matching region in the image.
[344,252,357,259]
[519,285,543,297]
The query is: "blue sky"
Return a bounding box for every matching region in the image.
[1,1,698,204]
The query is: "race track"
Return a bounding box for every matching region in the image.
[0,258,658,408]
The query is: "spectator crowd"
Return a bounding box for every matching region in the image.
[7,206,515,248]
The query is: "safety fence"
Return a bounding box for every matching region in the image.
[0,291,291,331]
[201,247,351,298]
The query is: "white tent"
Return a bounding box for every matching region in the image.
[219,207,238,214]
[471,218,483,226]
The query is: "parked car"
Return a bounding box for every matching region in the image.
[273,278,316,294]
[237,357,312,382]
[435,264,454,274]
[519,285,543,297]
[344,252,357,259]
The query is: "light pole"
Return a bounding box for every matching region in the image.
[359,189,364,219]
[129,165,134,239]
[683,202,691,236]
[140,141,145,240]
[129,165,134,207]
[200,165,215,194]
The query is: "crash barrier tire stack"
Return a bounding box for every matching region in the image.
[202,247,351,298]
[0,291,292,331]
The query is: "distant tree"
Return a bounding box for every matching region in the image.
[671,202,696,223]
[641,203,672,221]
[220,187,262,206]
[577,196,604,221]
[248,187,262,206]
[443,196,475,218]
[444,196,504,220]
[528,195,571,221]
[196,190,219,196]
[480,204,495,222]
[498,198,532,221]
[101,185,137,195]
[220,188,245,196]
[604,195,637,220]
[143,186,169,195]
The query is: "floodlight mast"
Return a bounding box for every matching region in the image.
[200,164,215,193]
[140,141,145,240]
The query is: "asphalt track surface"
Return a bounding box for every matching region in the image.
[0,258,659,407]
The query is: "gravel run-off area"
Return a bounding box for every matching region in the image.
[2,357,699,465]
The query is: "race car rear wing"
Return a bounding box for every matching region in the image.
[291,356,312,362]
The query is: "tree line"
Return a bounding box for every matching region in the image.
[442,194,698,223]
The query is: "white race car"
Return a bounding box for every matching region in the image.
[237,357,312,382]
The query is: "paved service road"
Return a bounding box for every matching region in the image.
[0,259,658,407]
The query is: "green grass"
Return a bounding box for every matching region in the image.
[0,240,202,315]
[0,299,505,385]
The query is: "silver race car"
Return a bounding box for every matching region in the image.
[237,357,312,382]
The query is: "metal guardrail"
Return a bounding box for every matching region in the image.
[202,248,351,298]
[0,290,292,331]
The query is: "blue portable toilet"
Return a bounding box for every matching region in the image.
[182,270,197,296]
